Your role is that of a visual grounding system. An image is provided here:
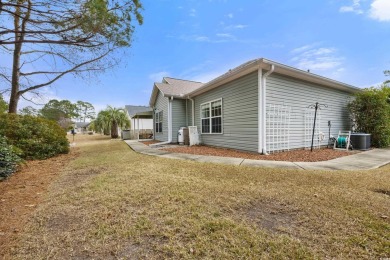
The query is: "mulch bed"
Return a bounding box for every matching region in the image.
[0,149,79,259]
[161,145,360,162]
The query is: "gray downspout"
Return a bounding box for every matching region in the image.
[185,99,188,126]
[262,64,275,154]
[152,106,155,140]
[188,97,195,126]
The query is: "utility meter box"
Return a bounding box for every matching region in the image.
[178,127,189,145]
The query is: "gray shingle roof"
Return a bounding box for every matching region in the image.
[75,122,91,128]
[155,77,203,97]
[125,105,153,118]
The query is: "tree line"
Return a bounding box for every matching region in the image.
[1,94,131,139]
[0,95,96,129]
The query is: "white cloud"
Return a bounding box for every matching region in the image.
[189,8,197,17]
[339,0,363,14]
[290,45,344,71]
[195,36,210,42]
[183,58,253,83]
[216,33,235,39]
[227,13,233,19]
[224,24,248,30]
[369,0,390,21]
[291,44,317,54]
[178,60,214,81]
[149,71,170,82]
[190,71,225,83]
[179,34,237,43]
[339,0,390,21]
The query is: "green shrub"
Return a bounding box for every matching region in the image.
[348,85,390,147]
[0,135,22,179]
[0,114,69,159]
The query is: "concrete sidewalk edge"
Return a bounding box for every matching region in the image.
[124,140,390,171]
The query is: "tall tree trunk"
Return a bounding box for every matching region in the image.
[111,120,119,138]
[103,126,110,135]
[9,45,22,113]
[8,0,30,113]
[8,3,22,113]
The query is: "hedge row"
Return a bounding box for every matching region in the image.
[0,135,22,179]
[0,114,69,160]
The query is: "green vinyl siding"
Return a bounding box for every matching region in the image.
[172,99,187,143]
[154,91,169,142]
[194,71,259,152]
[266,73,353,151]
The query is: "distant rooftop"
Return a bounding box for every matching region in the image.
[75,122,91,128]
[125,105,152,118]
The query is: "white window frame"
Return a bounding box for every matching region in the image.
[200,98,223,134]
[155,111,163,133]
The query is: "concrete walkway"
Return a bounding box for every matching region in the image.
[124,140,390,171]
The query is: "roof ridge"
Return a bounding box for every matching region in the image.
[163,77,203,84]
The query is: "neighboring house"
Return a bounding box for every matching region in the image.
[75,122,91,134]
[125,105,153,139]
[149,58,361,153]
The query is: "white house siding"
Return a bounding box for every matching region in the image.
[172,99,187,143]
[266,73,353,151]
[131,119,153,131]
[154,91,169,141]
[194,71,259,152]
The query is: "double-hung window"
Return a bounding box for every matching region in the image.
[155,111,163,133]
[201,99,222,134]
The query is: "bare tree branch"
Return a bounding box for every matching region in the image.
[19,49,112,95]
[1,0,144,112]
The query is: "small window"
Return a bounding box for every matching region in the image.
[201,104,210,133]
[155,111,163,133]
[200,99,222,134]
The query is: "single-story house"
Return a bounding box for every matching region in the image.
[149,58,361,153]
[75,122,91,134]
[125,105,153,139]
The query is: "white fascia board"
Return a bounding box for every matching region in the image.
[162,93,187,99]
[149,85,162,107]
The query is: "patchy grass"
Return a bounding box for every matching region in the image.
[9,135,390,259]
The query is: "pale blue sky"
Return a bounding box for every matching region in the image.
[12,0,390,111]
